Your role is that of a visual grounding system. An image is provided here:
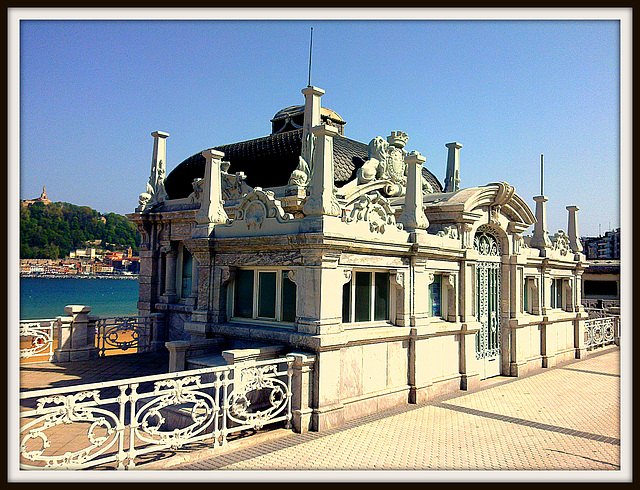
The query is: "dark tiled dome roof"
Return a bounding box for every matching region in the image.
[163,129,443,200]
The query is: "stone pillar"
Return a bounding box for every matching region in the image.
[566,205,583,252]
[302,124,341,217]
[149,312,167,352]
[530,196,552,249]
[460,327,481,390]
[398,151,429,233]
[162,247,178,303]
[53,305,99,362]
[189,257,200,303]
[301,86,324,164]
[290,352,316,433]
[194,148,228,238]
[444,142,462,193]
[166,340,190,372]
[444,273,458,323]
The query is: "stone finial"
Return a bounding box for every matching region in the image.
[529,195,552,249]
[302,124,341,217]
[138,130,170,211]
[398,151,429,232]
[444,142,462,193]
[566,205,583,252]
[193,148,229,237]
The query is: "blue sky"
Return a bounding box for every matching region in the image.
[16,12,624,237]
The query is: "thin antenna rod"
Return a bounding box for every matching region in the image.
[307,27,313,87]
[540,154,544,196]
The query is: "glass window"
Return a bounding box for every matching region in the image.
[234,269,254,318]
[181,249,193,299]
[523,278,529,312]
[374,272,389,321]
[342,271,390,324]
[281,271,297,323]
[258,272,277,318]
[550,278,563,309]
[354,271,372,322]
[429,274,442,317]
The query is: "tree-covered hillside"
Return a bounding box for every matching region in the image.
[20,202,140,259]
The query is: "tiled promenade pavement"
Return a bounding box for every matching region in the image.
[20,352,170,392]
[172,347,620,472]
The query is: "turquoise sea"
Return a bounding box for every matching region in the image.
[20,277,140,320]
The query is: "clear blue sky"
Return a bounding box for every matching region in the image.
[17,13,623,237]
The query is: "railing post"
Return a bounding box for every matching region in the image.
[165,340,190,372]
[289,352,316,433]
[53,305,99,362]
[574,311,588,359]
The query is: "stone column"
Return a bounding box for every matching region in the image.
[530,196,552,249]
[302,124,341,217]
[149,312,167,352]
[189,257,200,304]
[398,151,429,233]
[444,142,462,193]
[290,352,316,433]
[566,205,583,252]
[194,148,228,238]
[53,305,99,362]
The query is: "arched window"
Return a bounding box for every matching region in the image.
[473,226,501,256]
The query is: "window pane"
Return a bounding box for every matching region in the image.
[374,272,389,321]
[234,270,254,318]
[354,271,371,322]
[556,280,563,309]
[342,280,351,323]
[181,250,193,298]
[429,274,442,317]
[258,271,277,318]
[523,279,529,312]
[281,272,297,323]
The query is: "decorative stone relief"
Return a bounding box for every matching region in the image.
[460,223,474,249]
[390,270,405,289]
[190,178,204,204]
[221,161,253,201]
[552,230,571,256]
[343,191,402,234]
[356,131,433,197]
[233,188,294,231]
[437,225,459,239]
[493,181,515,206]
[288,156,312,187]
[489,205,501,225]
[138,131,170,212]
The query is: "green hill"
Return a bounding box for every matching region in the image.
[20,202,140,259]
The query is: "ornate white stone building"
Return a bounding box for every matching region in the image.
[128,86,589,432]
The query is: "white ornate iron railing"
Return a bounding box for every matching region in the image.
[584,316,620,350]
[19,356,294,470]
[94,316,154,357]
[20,319,58,361]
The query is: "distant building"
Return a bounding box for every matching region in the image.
[21,186,52,207]
[581,228,620,260]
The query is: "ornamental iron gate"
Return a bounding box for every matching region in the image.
[474,228,502,379]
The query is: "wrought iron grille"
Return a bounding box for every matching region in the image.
[20,319,58,361]
[475,261,501,359]
[584,316,620,350]
[19,356,294,470]
[95,316,153,356]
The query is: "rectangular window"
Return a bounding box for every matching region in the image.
[281,271,297,323]
[233,269,296,323]
[257,271,277,319]
[429,274,442,317]
[181,249,193,299]
[343,271,390,324]
[234,269,254,318]
[550,278,563,309]
[523,278,529,313]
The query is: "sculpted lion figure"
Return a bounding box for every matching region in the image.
[357,136,389,184]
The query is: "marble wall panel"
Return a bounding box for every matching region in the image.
[340,344,363,398]
[362,342,388,393]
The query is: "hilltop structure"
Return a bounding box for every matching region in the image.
[21,186,52,207]
[128,86,589,432]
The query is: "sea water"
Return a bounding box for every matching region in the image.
[20,277,140,320]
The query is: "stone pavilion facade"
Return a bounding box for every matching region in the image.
[128,86,589,431]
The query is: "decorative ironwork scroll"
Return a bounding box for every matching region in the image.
[20,319,57,361]
[95,316,153,357]
[20,356,294,470]
[585,316,619,350]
